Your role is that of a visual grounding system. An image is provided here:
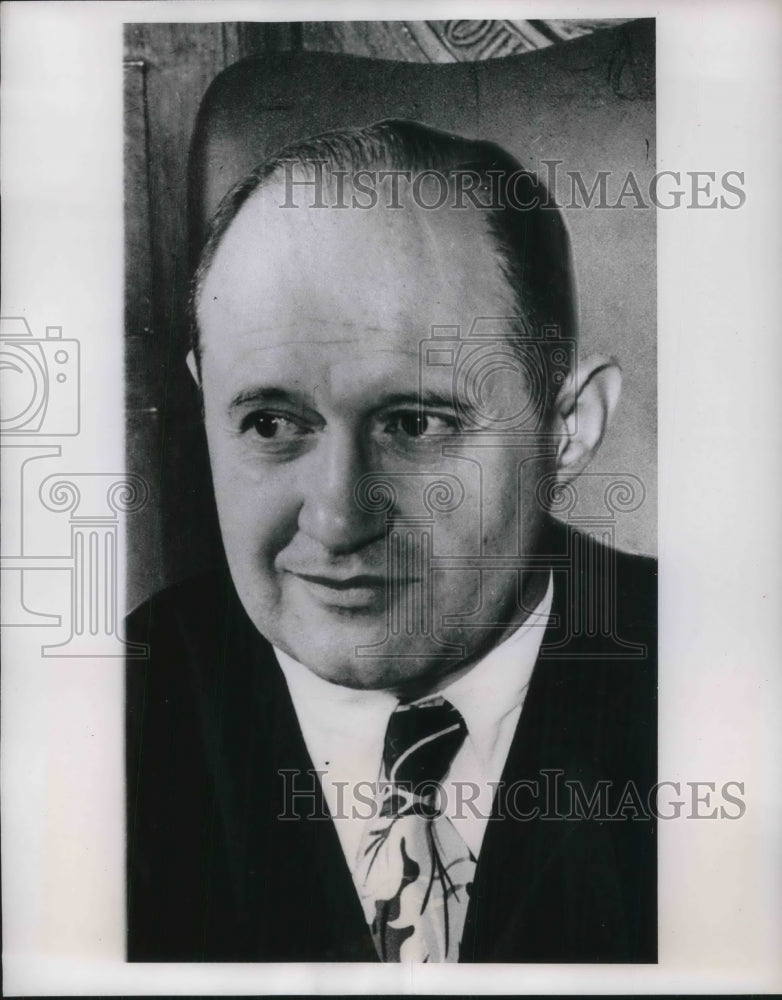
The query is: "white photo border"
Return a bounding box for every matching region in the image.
[1,0,781,995]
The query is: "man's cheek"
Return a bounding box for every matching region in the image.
[431,568,480,617]
[221,494,294,560]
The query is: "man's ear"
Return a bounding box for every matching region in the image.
[186,349,200,387]
[553,355,622,483]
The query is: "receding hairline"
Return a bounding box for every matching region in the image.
[189,119,578,403]
[192,148,528,316]
[195,164,518,319]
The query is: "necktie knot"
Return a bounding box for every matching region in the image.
[383,696,467,787]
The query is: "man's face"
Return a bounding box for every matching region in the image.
[195,177,556,692]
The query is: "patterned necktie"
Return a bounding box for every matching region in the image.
[356,696,476,962]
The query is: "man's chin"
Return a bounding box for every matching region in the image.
[268,621,466,693]
[291,651,465,694]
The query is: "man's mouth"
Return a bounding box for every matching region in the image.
[290,571,419,609]
[296,573,385,590]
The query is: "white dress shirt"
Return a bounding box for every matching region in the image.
[274,572,553,876]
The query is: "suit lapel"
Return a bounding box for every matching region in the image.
[460,542,635,962]
[259,656,378,961]
[196,579,376,961]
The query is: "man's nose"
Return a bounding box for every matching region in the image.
[296,429,386,554]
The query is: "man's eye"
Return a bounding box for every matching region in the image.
[384,411,455,439]
[241,412,307,440]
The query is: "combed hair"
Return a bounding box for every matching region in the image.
[189,119,577,408]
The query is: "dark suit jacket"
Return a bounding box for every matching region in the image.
[126,522,657,962]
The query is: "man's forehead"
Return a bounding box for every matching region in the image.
[198,170,516,335]
[222,168,499,250]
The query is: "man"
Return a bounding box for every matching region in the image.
[127,120,656,963]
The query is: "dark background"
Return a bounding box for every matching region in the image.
[124,18,656,613]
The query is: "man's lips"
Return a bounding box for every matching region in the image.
[294,572,387,591]
[288,570,420,609]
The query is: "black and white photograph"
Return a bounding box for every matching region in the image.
[1,1,780,995]
[125,16,658,965]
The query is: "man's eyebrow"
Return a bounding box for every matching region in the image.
[379,391,458,410]
[228,387,306,411]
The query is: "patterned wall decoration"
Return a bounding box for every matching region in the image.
[300,19,636,63]
[405,20,553,60]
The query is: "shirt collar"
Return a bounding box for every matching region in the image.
[435,572,553,766]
